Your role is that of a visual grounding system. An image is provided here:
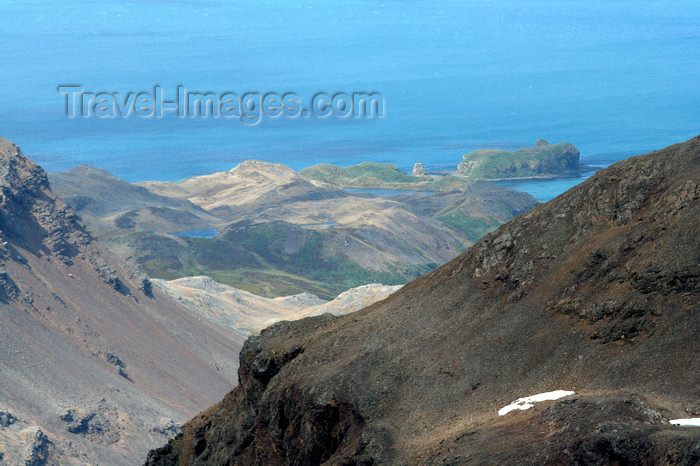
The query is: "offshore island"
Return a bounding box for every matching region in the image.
[302,140,589,193]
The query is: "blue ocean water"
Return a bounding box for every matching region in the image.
[1,1,698,203]
[495,171,599,202]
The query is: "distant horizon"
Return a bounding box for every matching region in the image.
[31,135,685,203]
[2,0,698,190]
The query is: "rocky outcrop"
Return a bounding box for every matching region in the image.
[0,265,20,301]
[59,399,122,445]
[412,162,427,176]
[0,139,91,262]
[0,410,19,427]
[0,410,56,465]
[148,137,700,464]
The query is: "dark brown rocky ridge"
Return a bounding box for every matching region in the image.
[147,136,700,464]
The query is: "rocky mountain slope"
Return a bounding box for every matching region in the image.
[148,136,700,464]
[51,160,537,299]
[151,276,401,337]
[0,137,246,464]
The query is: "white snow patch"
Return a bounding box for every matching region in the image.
[669,418,700,427]
[498,390,575,416]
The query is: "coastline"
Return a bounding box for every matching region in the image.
[447,166,600,182]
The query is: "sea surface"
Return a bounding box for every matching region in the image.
[495,171,599,202]
[1,0,698,201]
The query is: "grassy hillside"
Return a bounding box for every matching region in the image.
[301,161,473,191]
[115,223,435,300]
[457,140,582,179]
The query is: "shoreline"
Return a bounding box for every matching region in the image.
[434,165,600,183]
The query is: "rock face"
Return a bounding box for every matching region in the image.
[147,137,700,464]
[0,410,55,466]
[0,137,245,464]
[412,162,427,176]
[457,140,583,179]
[0,139,91,262]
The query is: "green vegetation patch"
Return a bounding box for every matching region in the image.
[301,162,473,192]
[457,141,581,179]
[435,210,497,243]
[301,162,419,184]
[189,238,261,270]
[118,221,439,299]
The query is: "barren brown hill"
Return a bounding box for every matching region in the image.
[0,137,245,464]
[48,165,226,235]
[151,276,400,337]
[147,137,700,465]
